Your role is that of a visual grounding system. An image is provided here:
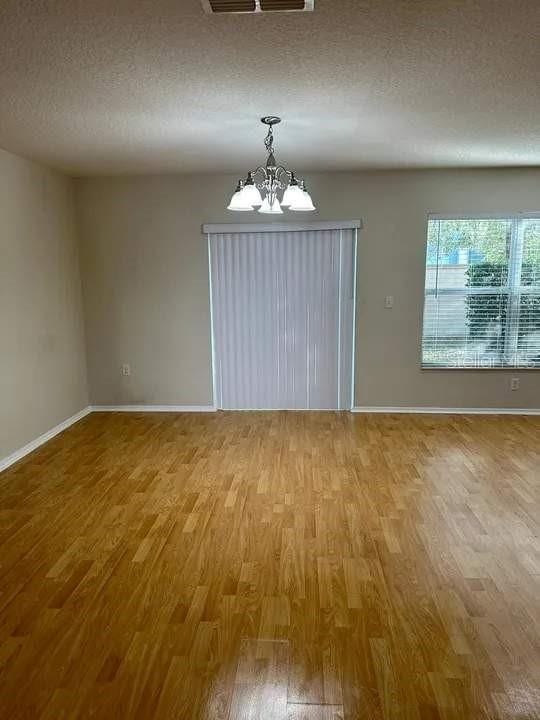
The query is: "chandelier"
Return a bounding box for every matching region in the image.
[227,117,316,214]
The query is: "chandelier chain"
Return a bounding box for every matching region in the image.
[264,126,274,156]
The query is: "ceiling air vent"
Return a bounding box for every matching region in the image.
[202,0,313,14]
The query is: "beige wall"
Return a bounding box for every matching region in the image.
[0,149,88,458]
[75,168,540,409]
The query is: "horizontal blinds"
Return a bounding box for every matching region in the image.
[518,220,540,362]
[422,217,540,369]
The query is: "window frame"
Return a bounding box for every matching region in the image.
[420,212,540,371]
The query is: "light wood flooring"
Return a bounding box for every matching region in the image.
[0,411,539,719]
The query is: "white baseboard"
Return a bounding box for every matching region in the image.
[0,404,215,474]
[0,406,92,474]
[90,405,217,413]
[352,406,540,415]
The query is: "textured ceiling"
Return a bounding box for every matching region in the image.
[0,0,539,175]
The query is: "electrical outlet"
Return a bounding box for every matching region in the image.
[121,364,131,376]
[385,295,394,309]
[510,377,519,391]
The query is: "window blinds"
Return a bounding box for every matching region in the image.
[422,216,540,369]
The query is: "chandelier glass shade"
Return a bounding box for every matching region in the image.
[227,181,253,211]
[227,117,316,214]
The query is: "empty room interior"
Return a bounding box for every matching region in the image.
[1,1,539,718]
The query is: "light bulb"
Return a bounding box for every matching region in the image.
[227,182,253,211]
[242,181,263,207]
[258,196,283,214]
[282,183,304,207]
[258,197,271,214]
[271,197,283,214]
[290,187,316,212]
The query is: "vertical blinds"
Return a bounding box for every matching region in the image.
[422,216,540,369]
[209,229,356,409]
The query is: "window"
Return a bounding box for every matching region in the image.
[422,215,540,369]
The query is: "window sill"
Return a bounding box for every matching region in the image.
[421,365,540,371]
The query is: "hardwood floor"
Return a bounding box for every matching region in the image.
[0,411,539,719]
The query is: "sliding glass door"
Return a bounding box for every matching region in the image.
[208,227,356,410]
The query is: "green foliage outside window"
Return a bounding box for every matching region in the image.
[466,262,540,347]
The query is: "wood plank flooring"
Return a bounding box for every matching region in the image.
[0,411,539,719]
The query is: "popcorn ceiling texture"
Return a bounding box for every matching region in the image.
[0,0,539,175]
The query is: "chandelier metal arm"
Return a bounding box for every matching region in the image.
[250,165,294,182]
[251,165,268,179]
[275,166,293,182]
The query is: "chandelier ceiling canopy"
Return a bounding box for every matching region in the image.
[227,117,316,215]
